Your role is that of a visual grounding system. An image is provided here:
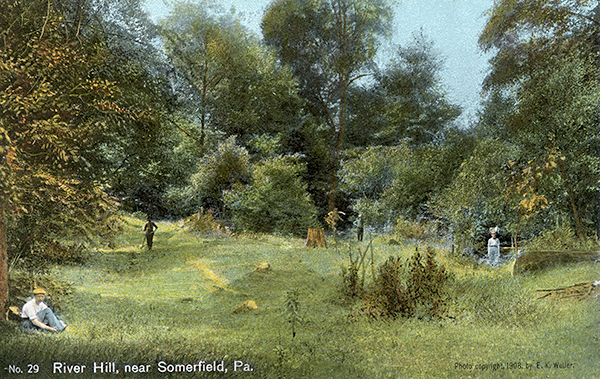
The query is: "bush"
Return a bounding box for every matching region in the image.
[361,247,451,319]
[393,217,438,241]
[525,216,598,251]
[224,155,318,236]
[181,211,230,237]
[364,255,412,319]
[340,245,370,299]
[164,136,251,216]
[406,247,451,319]
[12,240,86,276]
[8,272,75,312]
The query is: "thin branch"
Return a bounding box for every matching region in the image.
[166,117,204,149]
[349,73,369,85]
[39,0,52,40]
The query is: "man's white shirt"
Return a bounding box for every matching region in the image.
[21,299,48,321]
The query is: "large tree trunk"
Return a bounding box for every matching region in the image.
[555,156,584,241]
[0,197,8,316]
[327,74,349,212]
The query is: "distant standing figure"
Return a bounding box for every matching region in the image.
[356,214,364,242]
[487,226,500,266]
[21,288,66,332]
[144,217,158,250]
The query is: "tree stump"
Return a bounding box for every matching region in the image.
[305,228,327,248]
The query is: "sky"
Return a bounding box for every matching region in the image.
[144,0,494,125]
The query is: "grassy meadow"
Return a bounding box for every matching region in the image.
[1,216,599,378]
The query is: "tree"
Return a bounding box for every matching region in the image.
[262,0,393,211]
[340,128,475,229]
[381,130,475,221]
[165,136,251,217]
[504,151,558,253]
[224,155,318,236]
[79,0,179,217]
[209,39,302,147]
[479,0,600,238]
[434,139,519,255]
[159,1,244,155]
[340,144,411,227]
[0,0,126,313]
[369,32,461,146]
[160,1,302,155]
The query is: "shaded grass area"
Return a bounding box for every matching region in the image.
[1,217,599,378]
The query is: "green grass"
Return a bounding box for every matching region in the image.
[1,217,599,378]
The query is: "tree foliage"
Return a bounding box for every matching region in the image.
[366,32,461,146]
[341,128,474,229]
[263,0,393,210]
[434,139,519,255]
[160,1,301,152]
[224,155,318,236]
[0,0,133,312]
[478,0,600,238]
[164,136,251,217]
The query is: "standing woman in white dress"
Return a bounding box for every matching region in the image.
[487,226,500,266]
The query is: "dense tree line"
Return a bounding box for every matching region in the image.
[1,0,599,314]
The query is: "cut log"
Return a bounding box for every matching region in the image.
[305,228,327,248]
[513,250,599,274]
[537,281,600,301]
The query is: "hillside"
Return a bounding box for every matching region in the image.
[1,216,599,378]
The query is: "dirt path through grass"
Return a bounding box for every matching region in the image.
[62,219,238,307]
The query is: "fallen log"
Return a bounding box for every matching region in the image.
[537,281,600,301]
[513,250,599,274]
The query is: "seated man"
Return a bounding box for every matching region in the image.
[20,287,66,332]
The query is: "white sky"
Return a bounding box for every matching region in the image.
[144,0,493,126]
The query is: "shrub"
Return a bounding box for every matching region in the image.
[164,136,251,216]
[340,246,369,299]
[525,216,598,251]
[13,240,86,276]
[181,211,230,237]
[393,217,438,241]
[224,156,318,236]
[8,272,75,312]
[361,247,451,319]
[364,255,412,319]
[406,247,450,319]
